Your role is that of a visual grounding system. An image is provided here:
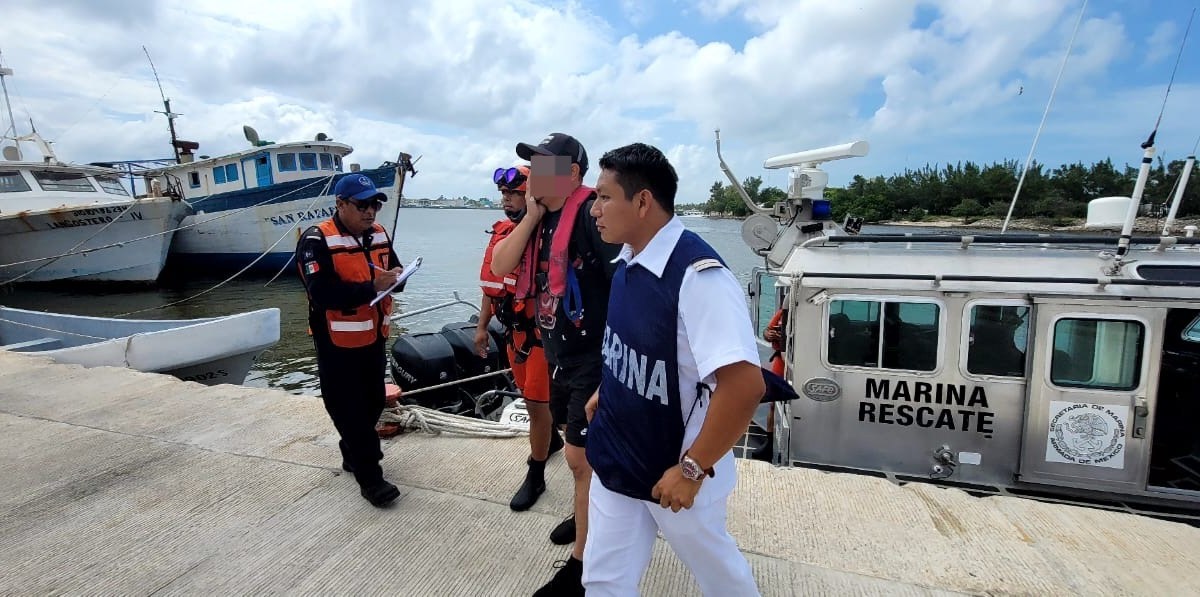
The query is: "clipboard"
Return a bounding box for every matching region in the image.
[370,256,422,306]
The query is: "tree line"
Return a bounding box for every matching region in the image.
[700,158,1199,223]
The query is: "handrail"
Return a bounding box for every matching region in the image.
[812,234,1200,246]
[391,291,480,321]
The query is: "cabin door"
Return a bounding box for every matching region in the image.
[253,154,273,188]
[1018,298,1165,495]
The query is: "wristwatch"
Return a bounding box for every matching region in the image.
[680,452,714,482]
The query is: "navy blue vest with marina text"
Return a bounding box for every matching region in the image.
[588,230,724,502]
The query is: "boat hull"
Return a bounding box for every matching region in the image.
[0,306,281,386]
[0,197,188,284]
[167,166,400,272]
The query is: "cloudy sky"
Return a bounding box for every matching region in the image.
[1,0,1197,203]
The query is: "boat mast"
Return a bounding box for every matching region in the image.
[0,53,21,160]
[1162,135,1198,236]
[1000,0,1088,234]
[143,46,181,164]
[1118,7,1193,256]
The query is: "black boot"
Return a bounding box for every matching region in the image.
[532,555,584,597]
[510,457,547,511]
[549,514,576,545]
[360,479,400,508]
[547,430,564,456]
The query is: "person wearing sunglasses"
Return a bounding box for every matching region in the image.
[490,133,622,597]
[295,173,405,508]
[475,164,563,513]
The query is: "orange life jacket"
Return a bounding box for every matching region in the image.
[313,218,393,348]
[480,219,536,341]
[480,219,518,299]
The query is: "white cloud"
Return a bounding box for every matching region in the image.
[1145,20,1179,66]
[0,0,1174,208]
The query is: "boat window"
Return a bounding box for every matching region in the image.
[1182,315,1200,343]
[95,175,129,196]
[213,165,227,184]
[33,171,96,192]
[299,153,318,171]
[278,153,297,171]
[1050,318,1144,390]
[966,305,1029,377]
[828,299,939,371]
[751,270,780,338]
[189,172,201,188]
[320,153,334,170]
[1136,265,1200,282]
[334,155,343,171]
[0,171,31,193]
[225,163,239,182]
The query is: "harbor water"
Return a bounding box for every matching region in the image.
[0,210,772,395]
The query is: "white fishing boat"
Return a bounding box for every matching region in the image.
[141,124,413,273]
[718,126,1200,513]
[0,66,187,285]
[0,305,281,385]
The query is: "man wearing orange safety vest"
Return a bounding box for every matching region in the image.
[296,173,405,508]
[474,164,562,512]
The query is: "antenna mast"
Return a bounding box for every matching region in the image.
[0,50,21,159]
[143,46,181,164]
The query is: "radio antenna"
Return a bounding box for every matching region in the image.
[143,46,182,163]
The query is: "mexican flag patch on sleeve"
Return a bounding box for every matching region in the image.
[304,261,319,275]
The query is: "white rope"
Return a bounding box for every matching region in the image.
[113,175,336,317]
[379,404,528,438]
[1001,0,1089,234]
[0,316,108,341]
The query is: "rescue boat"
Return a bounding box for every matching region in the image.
[719,130,1200,513]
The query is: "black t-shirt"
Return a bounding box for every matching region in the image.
[536,196,621,366]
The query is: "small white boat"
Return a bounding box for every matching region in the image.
[0,66,187,284]
[0,306,280,385]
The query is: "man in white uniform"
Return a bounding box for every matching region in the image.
[583,142,764,595]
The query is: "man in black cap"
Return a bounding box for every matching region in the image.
[296,174,405,508]
[491,133,621,596]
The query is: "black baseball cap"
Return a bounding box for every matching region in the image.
[516,133,588,176]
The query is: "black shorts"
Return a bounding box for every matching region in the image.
[550,357,602,447]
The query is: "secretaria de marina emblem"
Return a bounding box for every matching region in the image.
[1045,401,1128,469]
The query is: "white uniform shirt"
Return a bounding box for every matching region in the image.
[615,216,760,502]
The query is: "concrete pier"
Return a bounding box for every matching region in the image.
[2,350,1199,595]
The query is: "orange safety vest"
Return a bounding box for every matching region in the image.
[480,219,518,299]
[314,218,393,348]
[480,219,537,330]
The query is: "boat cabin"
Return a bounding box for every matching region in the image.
[146,141,353,201]
[0,162,133,214]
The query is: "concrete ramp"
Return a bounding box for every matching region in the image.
[1,350,1197,595]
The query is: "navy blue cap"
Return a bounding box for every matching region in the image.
[516,133,588,176]
[334,174,387,202]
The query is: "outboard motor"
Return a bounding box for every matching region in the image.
[439,321,509,397]
[485,317,509,369]
[389,331,470,414]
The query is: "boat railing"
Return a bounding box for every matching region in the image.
[799,271,1200,288]
[391,291,479,321]
[802,233,1200,250]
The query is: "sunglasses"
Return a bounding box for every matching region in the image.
[493,167,527,186]
[344,199,383,213]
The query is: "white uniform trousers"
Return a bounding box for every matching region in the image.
[582,473,759,597]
